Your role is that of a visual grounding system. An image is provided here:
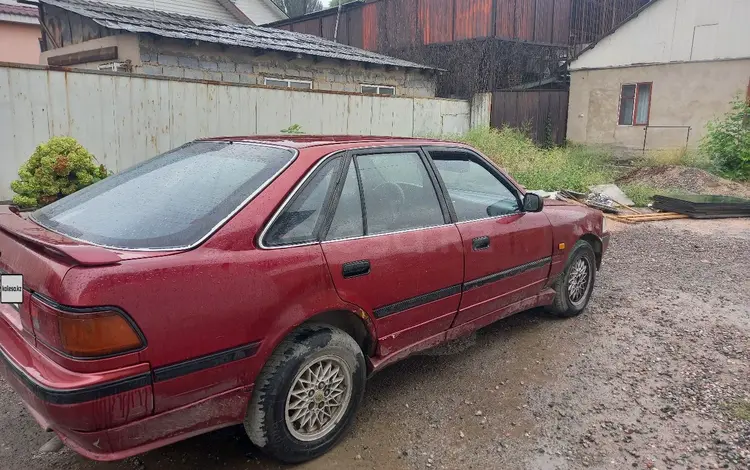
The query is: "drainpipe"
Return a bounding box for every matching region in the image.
[333,1,344,42]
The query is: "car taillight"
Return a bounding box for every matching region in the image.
[30,295,144,358]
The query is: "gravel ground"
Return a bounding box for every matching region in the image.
[1,219,748,470]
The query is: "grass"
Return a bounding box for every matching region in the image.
[633,147,713,170]
[727,401,750,421]
[451,127,616,192]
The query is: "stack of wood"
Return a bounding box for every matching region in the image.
[555,189,688,224]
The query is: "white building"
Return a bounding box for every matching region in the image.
[567,0,750,154]
[88,0,287,24]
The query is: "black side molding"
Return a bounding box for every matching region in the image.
[152,342,260,383]
[463,257,552,291]
[373,284,461,319]
[0,340,262,404]
[0,347,151,405]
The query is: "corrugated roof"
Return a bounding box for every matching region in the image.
[40,0,435,71]
[0,3,38,17]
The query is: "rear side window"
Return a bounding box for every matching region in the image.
[32,141,294,250]
[356,152,444,235]
[326,161,364,240]
[265,157,343,246]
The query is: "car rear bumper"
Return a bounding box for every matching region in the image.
[0,314,252,461]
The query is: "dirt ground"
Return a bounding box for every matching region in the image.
[617,166,750,199]
[1,218,749,470]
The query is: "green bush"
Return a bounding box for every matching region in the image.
[451,126,615,192]
[700,96,750,181]
[10,137,108,208]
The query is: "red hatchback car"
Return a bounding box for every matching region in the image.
[0,136,608,463]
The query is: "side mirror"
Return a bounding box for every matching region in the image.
[523,193,544,212]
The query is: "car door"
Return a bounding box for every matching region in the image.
[320,148,464,357]
[425,147,554,328]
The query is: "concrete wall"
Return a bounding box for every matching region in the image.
[571,0,750,71]
[0,22,40,64]
[136,37,437,98]
[567,59,750,152]
[0,64,479,200]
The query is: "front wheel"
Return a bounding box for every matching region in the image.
[244,325,366,463]
[547,240,597,317]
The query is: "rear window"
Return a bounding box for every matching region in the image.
[32,141,295,250]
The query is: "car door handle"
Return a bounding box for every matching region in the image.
[472,236,490,251]
[342,260,371,278]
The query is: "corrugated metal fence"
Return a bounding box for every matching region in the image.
[0,64,474,200]
[491,90,569,146]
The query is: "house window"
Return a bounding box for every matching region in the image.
[264,78,313,90]
[361,84,396,96]
[618,83,652,125]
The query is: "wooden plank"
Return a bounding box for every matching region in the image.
[537,90,551,143]
[552,0,572,44]
[47,46,118,66]
[419,0,454,44]
[454,0,492,40]
[382,0,418,49]
[533,0,554,43]
[362,2,379,51]
[348,9,364,49]
[495,0,516,38]
[68,11,83,45]
[515,0,535,41]
[321,13,338,41]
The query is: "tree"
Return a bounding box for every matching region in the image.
[272,0,324,18]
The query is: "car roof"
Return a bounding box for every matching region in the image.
[200,135,467,150]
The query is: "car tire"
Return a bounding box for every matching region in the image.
[244,325,366,463]
[547,240,597,318]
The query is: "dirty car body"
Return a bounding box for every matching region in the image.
[0,136,609,462]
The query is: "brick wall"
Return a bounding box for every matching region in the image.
[137,36,437,98]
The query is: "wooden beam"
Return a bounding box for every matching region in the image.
[47,46,118,66]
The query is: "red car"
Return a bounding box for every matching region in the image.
[0,136,608,463]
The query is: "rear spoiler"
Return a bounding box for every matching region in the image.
[0,206,121,267]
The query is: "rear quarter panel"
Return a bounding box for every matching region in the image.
[57,146,366,414]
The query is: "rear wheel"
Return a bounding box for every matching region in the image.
[547,240,597,317]
[244,325,366,463]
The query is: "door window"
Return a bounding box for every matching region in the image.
[356,152,445,235]
[431,152,520,221]
[326,161,364,240]
[264,157,342,246]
